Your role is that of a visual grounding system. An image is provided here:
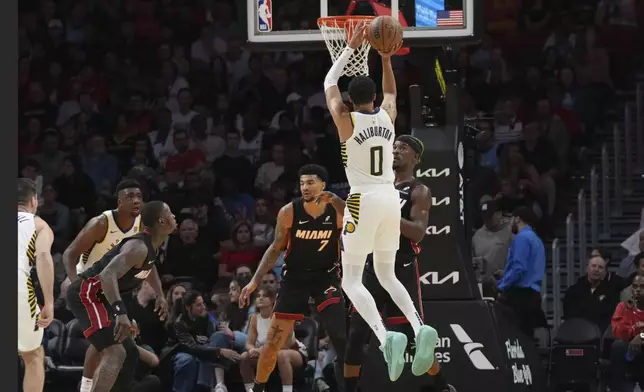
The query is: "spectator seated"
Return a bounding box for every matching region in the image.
[562,253,625,333]
[549,318,602,390]
[608,276,644,390]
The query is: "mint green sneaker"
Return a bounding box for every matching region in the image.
[380,331,408,381]
[411,325,439,376]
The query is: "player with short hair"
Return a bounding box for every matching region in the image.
[343,136,455,391]
[323,22,438,381]
[239,164,347,392]
[62,179,143,392]
[18,178,55,392]
[66,201,174,392]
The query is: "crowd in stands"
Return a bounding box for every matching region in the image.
[17,0,644,390]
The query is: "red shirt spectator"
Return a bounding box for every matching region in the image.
[218,221,263,278]
[165,130,206,173]
[611,276,644,341]
[219,247,263,275]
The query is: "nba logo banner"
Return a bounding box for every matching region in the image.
[257,0,272,32]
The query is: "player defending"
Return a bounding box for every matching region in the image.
[239,164,347,392]
[66,201,174,392]
[18,178,55,392]
[63,179,143,392]
[343,136,455,391]
[323,22,438,381]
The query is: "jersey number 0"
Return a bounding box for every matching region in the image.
[370,146,383,176]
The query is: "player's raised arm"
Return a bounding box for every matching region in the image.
[98,239,148,306]
[34,216,55,327]
[379,41,403,123]
[63,215,107,281]
[324,22,368,142]
[400,184,431,244]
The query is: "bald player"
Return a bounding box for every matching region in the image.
[343,135,456,391]
[63,179,143,392]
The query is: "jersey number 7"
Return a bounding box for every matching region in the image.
[318,240,329,251]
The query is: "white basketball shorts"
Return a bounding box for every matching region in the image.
[342,184,401,254]
[18,287,43,353]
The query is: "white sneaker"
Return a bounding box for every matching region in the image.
[214,384,228,392]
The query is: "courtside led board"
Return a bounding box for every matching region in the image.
[247,0,481,50]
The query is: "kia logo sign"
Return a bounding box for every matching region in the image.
[420,271,460,285]
[416,168,450,178]
[431,197,450,206]
[426,226,451,235]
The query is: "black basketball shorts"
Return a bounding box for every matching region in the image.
[66,276,123,351]
[274,266,345,320]
[359,255,423,325]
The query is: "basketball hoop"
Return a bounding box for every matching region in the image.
[317,16,375,77]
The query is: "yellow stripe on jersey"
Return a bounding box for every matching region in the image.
[346,193,362,225]
[27,276,38,319]
[26,232,37,267]
[341,142,348,168]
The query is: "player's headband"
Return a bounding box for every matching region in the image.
[396,135,424,156]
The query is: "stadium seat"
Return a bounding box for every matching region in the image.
[294,317,319,360]
[599,326,616,391]
[549,318,601,391]
[45,319,66,364]
[57,319,88,375]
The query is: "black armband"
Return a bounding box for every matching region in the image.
[112,301,127,316]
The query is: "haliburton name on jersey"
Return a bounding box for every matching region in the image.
[353,126,394,145]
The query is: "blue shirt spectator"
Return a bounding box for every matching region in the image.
[498,225,545,293]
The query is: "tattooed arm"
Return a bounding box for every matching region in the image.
[249,204,292,285]
[98,239,148,306]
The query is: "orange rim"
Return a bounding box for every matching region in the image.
[318,15,409,56]
[318,16,375,42]
[317,16,375,28]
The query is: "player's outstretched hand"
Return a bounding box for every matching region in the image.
[155,296,169,321]
[239,280,258,308]
[114,314,133,342]
[37,303,54,328]
[378,41,403,58]
[348,21,368,50]
[316,191,337,205]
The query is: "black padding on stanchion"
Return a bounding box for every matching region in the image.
[412,127,479,301]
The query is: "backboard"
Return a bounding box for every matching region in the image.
[247,0,482,51]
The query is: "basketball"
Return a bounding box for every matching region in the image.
[368,15,403,53]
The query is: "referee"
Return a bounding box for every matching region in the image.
[497,206,547,336]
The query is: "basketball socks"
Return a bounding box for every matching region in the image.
[341,261,388,344]
[372,252,423,335]
[80,377,93,392]
[283,385,293,392]
[244,383,253,392]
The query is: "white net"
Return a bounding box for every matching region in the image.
[318,17,374,77]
